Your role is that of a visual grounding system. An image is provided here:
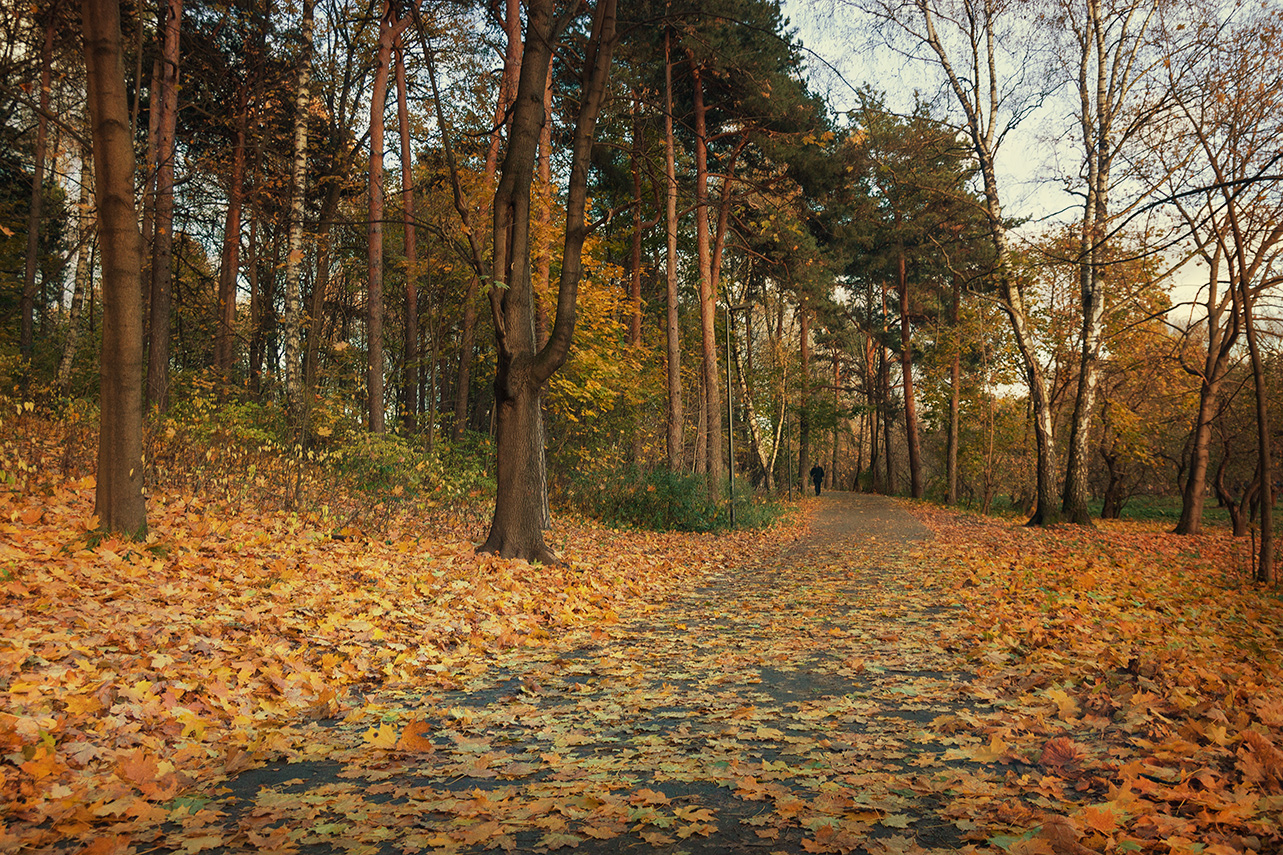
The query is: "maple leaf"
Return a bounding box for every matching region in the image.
[362,722,399,749]
[1039,737,1089,773]
[628,787,670,805]
[396,718,436,752]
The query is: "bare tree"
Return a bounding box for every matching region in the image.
[1161,7,1283,579]
[867,0,1062,522]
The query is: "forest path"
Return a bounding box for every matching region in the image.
[195,493,1001,855]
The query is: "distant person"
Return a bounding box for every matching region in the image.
[810,465,824,496]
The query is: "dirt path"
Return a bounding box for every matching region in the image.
[194,494,1000,854]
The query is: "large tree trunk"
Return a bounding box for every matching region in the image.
[21,8,55,365]
[897,253,923,498]
[480,0,617,562]
[663,30,684,472]
[146,0,181,413]
[83,0,147,536]
[688,57,722,486]
[396,38,418,430]
[284,0,315,413]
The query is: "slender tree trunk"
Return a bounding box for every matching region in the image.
[451,0,522,442]
[59,141,95,390]
[918,0,1059,524]
[214,88,249,383]
[367,3,411,434]
[479,0,617,561]
[83,0,147,536]
[1176,259,1237,535]
[947,274,961,505]
[688,57,722,486]
[284,0,315,413]
[664,30,683,472]
[1243,293,1274,582]
[626,94,646,462]
[898,253,923,498]
[732,309,773,490]
[396,38,418,430]
[146,0,181,413]
[797,300,811,494]
[21,9,56,364]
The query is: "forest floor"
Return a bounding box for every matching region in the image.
[3,478,1282,855]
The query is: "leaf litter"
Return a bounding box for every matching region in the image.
[1,477,1280,855]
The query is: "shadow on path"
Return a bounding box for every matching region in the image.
[192,494,1003,854]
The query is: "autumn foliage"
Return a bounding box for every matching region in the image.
[1,404,1281,853]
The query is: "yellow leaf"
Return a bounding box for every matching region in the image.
[362,722,398,749]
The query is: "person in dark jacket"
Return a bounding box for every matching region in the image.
[809,465,824,496]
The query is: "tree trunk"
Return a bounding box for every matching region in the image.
[479,0,617,562]
[664,30,684,472]
[1176,255,1238,535]
[918,0,1060,524]
[396,38,418,431]
[688,56,722,486]
[146,0,181,413]
[284,0,315,413]
[1242,290,1274,583]
[214,87,249,383]
[21,8,55,365]
[946,274,961,505]
[451,0,522,442]
[83,0,147,536]
[898,253,923,498]
[627,94,646,462]
[367,2,411,434]
[797,300,811,494]
[59,141,95,391]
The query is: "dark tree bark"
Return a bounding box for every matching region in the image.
[479,0,617,562]
[83,0,147,536]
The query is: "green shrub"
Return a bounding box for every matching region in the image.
[564,465,785,532]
